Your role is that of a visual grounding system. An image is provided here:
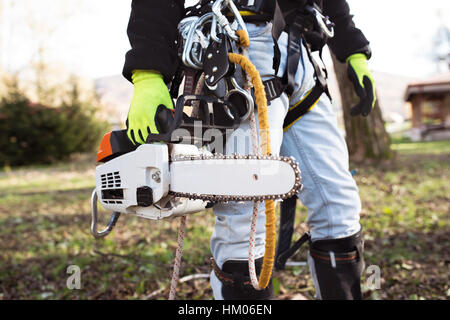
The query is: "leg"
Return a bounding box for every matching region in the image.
[210,22,289,300]
[280,40,364,299]
[281,93,362,241]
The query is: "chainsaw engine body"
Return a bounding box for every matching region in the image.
[96,142,208,220]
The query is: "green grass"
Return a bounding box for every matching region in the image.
[0,140,448,300]
[391,140,450,155]
[0,154,96,195]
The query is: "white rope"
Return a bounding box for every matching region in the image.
[167,71,205,301]
[248,112,263,290]
[248,200,262,290]
[191,72,205,117]
[168,215,187,300]
[243,43,264,290]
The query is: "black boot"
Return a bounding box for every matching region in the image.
[308,230,365,300]
[211,257,274,300]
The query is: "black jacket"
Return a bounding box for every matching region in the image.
[122,0,370,83]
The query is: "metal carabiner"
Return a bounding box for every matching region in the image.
[182,16,201,68]
[227,0,248,37]
[306,6,334,38]
[90,189,121,238]
[178,16,199,41]
[210,1,247,43]
[210,15,224,43]
[183,12,215,69]
[183,24,201,68]
[211,0,239,42]
[179,16,199,64]
[191,29,210,66]
[181,20,198,68]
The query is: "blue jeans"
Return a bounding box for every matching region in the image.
[210,22,361,299]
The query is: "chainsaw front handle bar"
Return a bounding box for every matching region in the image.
[145,94,240,144]
[91,189,121,238]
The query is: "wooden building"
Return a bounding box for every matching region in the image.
[404,72,450,141]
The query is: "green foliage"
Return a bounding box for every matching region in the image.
[0,78,107,166]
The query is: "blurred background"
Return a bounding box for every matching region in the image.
[0,0,448,300]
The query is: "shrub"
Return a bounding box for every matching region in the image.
[0,81,107,166]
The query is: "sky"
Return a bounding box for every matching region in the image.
[1,0,449,80]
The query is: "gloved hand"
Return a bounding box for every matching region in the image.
[346,53,377,117]
[126,70,174,145]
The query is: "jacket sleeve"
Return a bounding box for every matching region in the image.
[322,0,371,62]
[122,0,185,83]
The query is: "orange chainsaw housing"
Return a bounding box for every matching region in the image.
[97,130,137,163]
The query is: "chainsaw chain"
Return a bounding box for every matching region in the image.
[169,153,302,202]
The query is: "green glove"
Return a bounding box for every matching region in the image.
[346,53,377,117]
[126,70,174,145]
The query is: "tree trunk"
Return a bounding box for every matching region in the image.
[331,54,392,163]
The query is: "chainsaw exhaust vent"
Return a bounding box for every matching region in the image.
[101,171,121,189]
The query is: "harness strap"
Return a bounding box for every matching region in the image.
[245,2,331,122]
[276,232,311,270]
[309,248,359,266]
[211,257,274,299]
[271,1,286,74]
[283,18,303,96]
[283,82,323,131]
[274,195,310,271]
[274,195,297,270]
[211,258,253,287]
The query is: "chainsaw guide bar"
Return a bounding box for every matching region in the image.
[169,153,302,202]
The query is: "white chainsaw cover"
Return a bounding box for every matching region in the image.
[95,143,299,220]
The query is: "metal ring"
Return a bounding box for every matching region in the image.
[224,77,254,121]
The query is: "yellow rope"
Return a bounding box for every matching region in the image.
[235,29,250,47]
[228,53,271,155]
[228,30,276,290]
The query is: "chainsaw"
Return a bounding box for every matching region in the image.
[91,93,302,237]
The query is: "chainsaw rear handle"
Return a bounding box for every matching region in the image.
[91,189,121,238]
[96,95,241,163]
[145,95,187,143]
